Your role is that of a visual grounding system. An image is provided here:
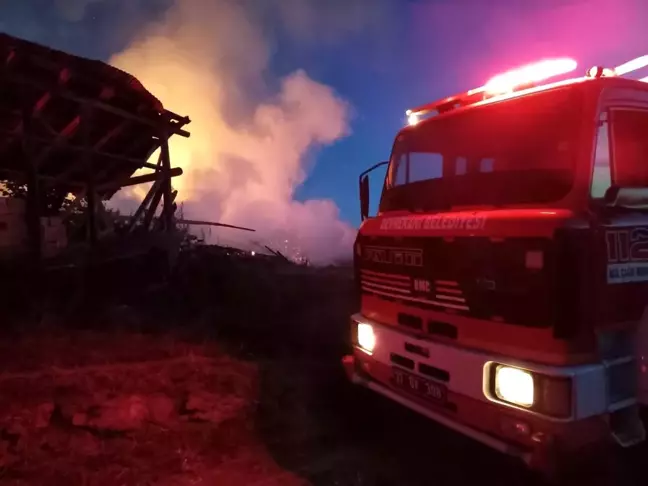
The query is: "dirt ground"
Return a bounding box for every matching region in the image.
[0,257,644,485]
[0,329,533,486]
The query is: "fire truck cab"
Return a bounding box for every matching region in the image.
[343,56,648,475]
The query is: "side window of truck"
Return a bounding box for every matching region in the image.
[394,154,408,185]
[387,152,406,187]
[610,108,648,187]
[591,113,612,199]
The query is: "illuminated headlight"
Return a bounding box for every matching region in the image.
[487,363,572,418]
[357,323,376,354]
[495,366,534,407]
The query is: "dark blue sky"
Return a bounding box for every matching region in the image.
[2,0,648,227]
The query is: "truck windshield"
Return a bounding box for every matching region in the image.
[380,87,583,211]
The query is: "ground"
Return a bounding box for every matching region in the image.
[0,253,642,485]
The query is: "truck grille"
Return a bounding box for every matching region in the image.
[360,269,412,296]
[357,235,553,327]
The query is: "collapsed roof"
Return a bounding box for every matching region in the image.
[0,32,190,199]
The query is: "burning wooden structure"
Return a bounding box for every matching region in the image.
[0,33,195,311]
[0,32,191,257]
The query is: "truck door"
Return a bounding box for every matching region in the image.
[591,88,648,405]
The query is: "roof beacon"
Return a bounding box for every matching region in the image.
[405,57,577,125]
[587,54,648,79]
[587,66,616,78]
[615,54,648,76]
[405,54,648,126]
[479,58,577,95]
[406,109,419,126]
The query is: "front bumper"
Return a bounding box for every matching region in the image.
[343,353,534,463]
[342,351,624,473]
[343,353,533,462]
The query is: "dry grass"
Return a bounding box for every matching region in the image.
[0,330,304,486]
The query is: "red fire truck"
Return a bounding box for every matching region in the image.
[343,55,648,476]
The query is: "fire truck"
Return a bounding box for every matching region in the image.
[343,55,648,476]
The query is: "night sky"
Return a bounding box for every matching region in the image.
[2,0,648,229]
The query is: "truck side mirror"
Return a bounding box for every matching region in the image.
[358,160,389,221]
[360,175,370,221]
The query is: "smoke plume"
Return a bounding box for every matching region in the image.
[108,0,358,264]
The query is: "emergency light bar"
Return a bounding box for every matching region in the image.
[405,57,577,125]
[406,53,648,125]
[479,58,577,95]
[587,55,648,79]
[615,55,648,76]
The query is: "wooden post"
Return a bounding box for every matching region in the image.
[82,105,97,246]
[159,132,174,232]
[142,186,164,231]
[21,106,43,319]
[22,108,42,263]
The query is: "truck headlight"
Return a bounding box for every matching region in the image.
[486,363,572,418]
[357,323,376,354]
[494,366,534,407]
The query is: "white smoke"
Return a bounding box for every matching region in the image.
[107,0,365,264]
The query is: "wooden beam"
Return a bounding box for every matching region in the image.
[127,180,163,233]
[153,188,178,232]
[0,128,163,179]
[159,133,174,232]
[32,115,80,168]
[142,184,164,231]
[0,166,182,192]
[95,120,130,150]
[178,219,256,232]
[82,106,97,246]
[33,85,115,168]
[0,70,191,138]
[21,107,42,263]
[96,167,183,192]
[0,67,72,152]
[73,120,131,188]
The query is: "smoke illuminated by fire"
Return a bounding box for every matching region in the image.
[107,0,359,264]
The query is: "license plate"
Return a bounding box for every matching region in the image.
[391,368,447,404]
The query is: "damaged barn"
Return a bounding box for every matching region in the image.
[0,33,267,318]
